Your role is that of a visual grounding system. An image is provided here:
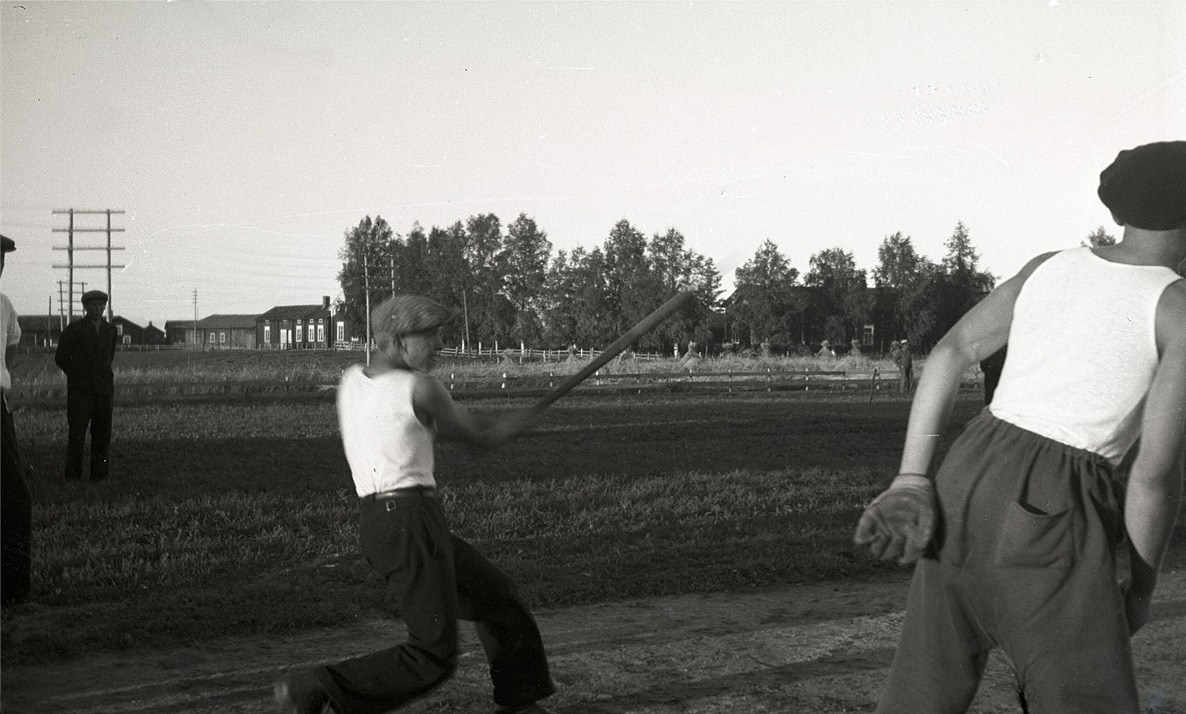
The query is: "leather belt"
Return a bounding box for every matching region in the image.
[363,485,436,503]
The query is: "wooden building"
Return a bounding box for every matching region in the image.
[195,314,259,349]
[256,298,334,349]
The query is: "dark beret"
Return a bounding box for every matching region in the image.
[1,234,14,253]
[1097,141,1186,231]
[371,294,454,340]
[81,290,109,304]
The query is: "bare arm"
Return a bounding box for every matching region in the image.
[1124,282,1186,631]
[897,252,1054,476]
[412,373,533,450]
[855,252,1054,563]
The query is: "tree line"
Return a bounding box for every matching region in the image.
[337,214,721,356]
[337,215,1131,355]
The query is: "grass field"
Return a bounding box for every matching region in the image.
[3,351,1179,676]
[2,378,951,668]
[9,348,901,388]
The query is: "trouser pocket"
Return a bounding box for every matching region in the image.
[993,501,1074,569]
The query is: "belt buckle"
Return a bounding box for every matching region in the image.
[385,499,399,511]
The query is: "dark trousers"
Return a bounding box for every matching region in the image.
[316,492,554,714]
[2,392,32,606]
[898,366,913,394]
[65,389,113,480]
[877,411,1136,713]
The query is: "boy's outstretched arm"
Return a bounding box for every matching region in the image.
[1123,282,1186,634]
[854,252,1054,563]
[412,373,535,450]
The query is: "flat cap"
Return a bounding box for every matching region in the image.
[1097,141,1186,231]
[371,294,454,340]
[81,290,109,303]
[1,234,14,253]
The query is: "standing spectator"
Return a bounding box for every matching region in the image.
[55,290,119,482]
[1,234,32,606]
[980,345,1008,405]
[815,340,835,359]
[895,339,914,394]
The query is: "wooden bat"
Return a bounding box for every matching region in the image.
[527,291,696,418]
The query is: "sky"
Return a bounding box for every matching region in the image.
[2,1,1184,328]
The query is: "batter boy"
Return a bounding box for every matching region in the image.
[275,294,554,714]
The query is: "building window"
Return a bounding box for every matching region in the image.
[209,332,216,344]
[336,322,344,342]
[863,324,875,346]
[116,324,124,336]
[317,324,325,343]
[122,335,131,345]
[219,332,227,344]
[264,325,271,343]
[296,323,304,343]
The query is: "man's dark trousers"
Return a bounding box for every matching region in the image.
[65,389,113,480]
[1,392,32,605]
[316,492,554,714]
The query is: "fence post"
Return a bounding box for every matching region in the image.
[868,367,878,403]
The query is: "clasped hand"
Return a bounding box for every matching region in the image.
[853,475,936,565]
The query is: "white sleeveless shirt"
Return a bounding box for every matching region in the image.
[990,247,1182,464]
[337,364,436,497]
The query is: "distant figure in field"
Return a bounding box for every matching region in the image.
[888,340,902,365]
[760,340,772,358]
[677,340,700,370]
[54,289,119,482]
[894,339,914,394]
[980,345,1008,405]
[1,234,32,606]
[815,340,835,359]
[274,295,555,714]
[855,140,1186,713]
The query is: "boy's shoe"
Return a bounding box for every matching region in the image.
[273,671,330,714]
[495,704,552,714]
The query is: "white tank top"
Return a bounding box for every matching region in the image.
[337,364,436,497]
[990,247,1182,464]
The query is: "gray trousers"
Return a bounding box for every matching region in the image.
[877,410,1137,713]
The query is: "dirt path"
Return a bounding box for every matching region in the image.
[4,569,1185,714]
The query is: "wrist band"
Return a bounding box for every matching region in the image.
[890,474,932,490]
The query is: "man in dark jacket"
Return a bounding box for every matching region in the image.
[55,290,118,481]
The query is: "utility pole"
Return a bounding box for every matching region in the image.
[192,289,199,350]
[57,279,87,328]
[51,209,125,321]
[364,254,371,365]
